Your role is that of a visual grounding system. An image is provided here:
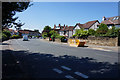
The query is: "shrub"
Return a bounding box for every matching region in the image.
[75,29,88,38]
[3,30,11,38]
[88,29,95,35]
[42,32,47,39]
[96,23,108,36]
[2,33,7,41]
[10,35,21,39]
[49,30,59,39]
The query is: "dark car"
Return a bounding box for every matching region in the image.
[61,37,67,42]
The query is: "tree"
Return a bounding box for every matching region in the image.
[2,2,32,29]
[49,30,59,38]
[42,32,47,39]
[42,26,51,37]
[106,26,120,37]
[75,29,88,38]
[43,26,51,32]
[88,29,95,35]
[96,23,108,36]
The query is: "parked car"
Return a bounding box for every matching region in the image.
[23,35,28,41]
[61,37,67,42]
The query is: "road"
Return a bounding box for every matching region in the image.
[3,39,119,79]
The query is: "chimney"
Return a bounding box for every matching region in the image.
[102,16,106,21]
[66,25,68,27]
[54,24,56,29]
[64,24,65,27]
[59,24,61,27]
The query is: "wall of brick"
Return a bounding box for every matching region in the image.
[85,36,118,46]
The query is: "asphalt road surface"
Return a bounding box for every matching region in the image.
[3,39,119,80]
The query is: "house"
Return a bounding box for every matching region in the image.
[18,30,29,36]
[101,16,120,29]
[7,29,19,36]
[53,20,99,38]
[53,24,74,38]
[8,29,15,36]
[19,29,41,37]
[73,20,100,35]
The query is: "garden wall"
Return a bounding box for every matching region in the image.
[85,36,118,46]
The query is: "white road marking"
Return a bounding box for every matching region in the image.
[61,66,71,71]
[65,75,77,80]
[74,72,88,78]
[53,68,63,74]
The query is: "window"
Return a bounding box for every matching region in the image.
[116,17,119,20]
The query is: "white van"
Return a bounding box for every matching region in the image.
[23,35,28,41]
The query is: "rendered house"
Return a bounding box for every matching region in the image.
[53,20,99,38]
[73,20,100,35]
[101,16,120,29]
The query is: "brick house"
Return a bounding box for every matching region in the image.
[19,29,41,37]
[53,20,99,38]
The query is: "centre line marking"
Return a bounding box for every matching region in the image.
[61,66,71,71]
[65,75,77,80]
[74,72,88,78]
[53,68,63,74]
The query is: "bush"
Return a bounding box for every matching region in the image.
[88,29,95,35]
[72,34,77,38]
[2,30,11,41]
[3,30,11,38]
[105,27,120,37]
[42,32,47,39]
[10,35,21,39]
[96,23,108,36]
[2,33,8,41]
[75,29,88,38]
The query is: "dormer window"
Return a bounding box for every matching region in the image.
[116,17,119,20]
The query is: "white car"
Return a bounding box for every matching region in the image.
[23,35,28,41]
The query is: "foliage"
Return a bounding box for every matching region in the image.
[3,30,11,38]
[105,27,120,37]
[42,32,47,39]
[49,30,59,38]
[2,2,32,29]
[43,26,52,37]
[2,33,7,41]
[95,23,108,36]
[88,29,96,35]
[75,29,88,38]
[10,35,21,39]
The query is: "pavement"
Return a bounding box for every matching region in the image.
[1,39,119,80]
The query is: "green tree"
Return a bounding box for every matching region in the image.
[49,30,59,38]
[88,29,95,35]
[2,2,32,29]
[43,26,52,37]
[42,32,47,39]
[96,23,108,36]
[75,29,88,38]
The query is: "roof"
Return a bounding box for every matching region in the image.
[67,26,74,31]
[75,20,99,29]
[19,30,29,34]
[8,29,14,32]
[101,16,120,25]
